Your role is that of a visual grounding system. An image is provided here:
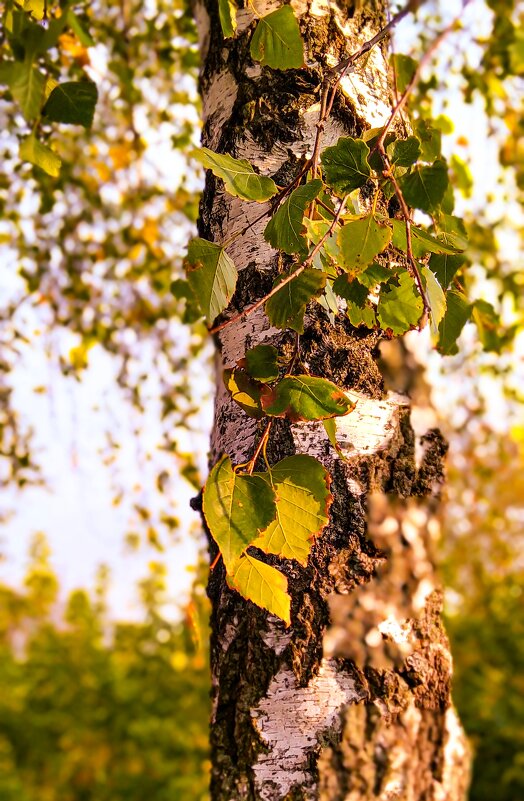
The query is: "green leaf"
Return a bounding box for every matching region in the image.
[332,275,376,328]
[338,215,392,274]
[203,456,276,571]
[218,0,237,37]
[413,119,442,161]
[245,344,279,382]
[227,554,291,624]
[398,161,449,213]
[9,61,45,121]
[251,455,331,565]
[223,369,263,418]
[260,375,355,422]
[194,148,277,202]
[391,219,464,257]
[357,262,392,288]
[387,136,421,167]
[19,134,61,177]
[420,264,446,335]
[318,280,340,322]
[320,137,371,197]
[432,214,468,251]
[377,271,423,334]
[265,268,326,333]
[264,180,322,256]
[250,6,304,70]
[304,218,341,265]
[429,253,465,289]
[43,81,98,127]
[362,127,395,172]
[392,53,417,92]
[323,418,337,449]
[185,237,237,322]
[437,290,471,355]
[322,418,348,461]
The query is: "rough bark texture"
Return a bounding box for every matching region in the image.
[194,1,471,799]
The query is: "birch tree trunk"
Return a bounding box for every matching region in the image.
[194,1,471,798]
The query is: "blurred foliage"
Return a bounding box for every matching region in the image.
[0,0,209,544]
[0,535,210,801]
[408,0,524,355]
[442,425,524,801]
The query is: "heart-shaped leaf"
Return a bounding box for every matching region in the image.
[265,268,326,333]
[244,344,279,382]
[43,81,98,127]
[9,62,46,122]
[250,6,304,70]
[420,264,446,335]
[398,161,449,213]
[338,215,392,274]
[251,455,332,565]
[321,137,371,196]
[19,134,61,177]
[203,456,276,571]
[437,290,472,355]
[223,369,264,417]
[387,136,421,167]
[377,271,423,334]
[264,180,322,256]
[261,375,355,422]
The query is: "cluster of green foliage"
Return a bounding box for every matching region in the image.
[0,537,210,801]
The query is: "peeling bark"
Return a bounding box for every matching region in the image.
[195,1,471,799]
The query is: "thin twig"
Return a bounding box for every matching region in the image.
[286,332,301,373]
[379,150,429,327]
[329,0,423,78]
[369,2,472,328]
[387,5,409,137]
[209,551,222,571]
[245,420,273,475]
[309,0,421,179]
[373,13,465,155]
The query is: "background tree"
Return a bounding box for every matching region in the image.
[0,536,211,801]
